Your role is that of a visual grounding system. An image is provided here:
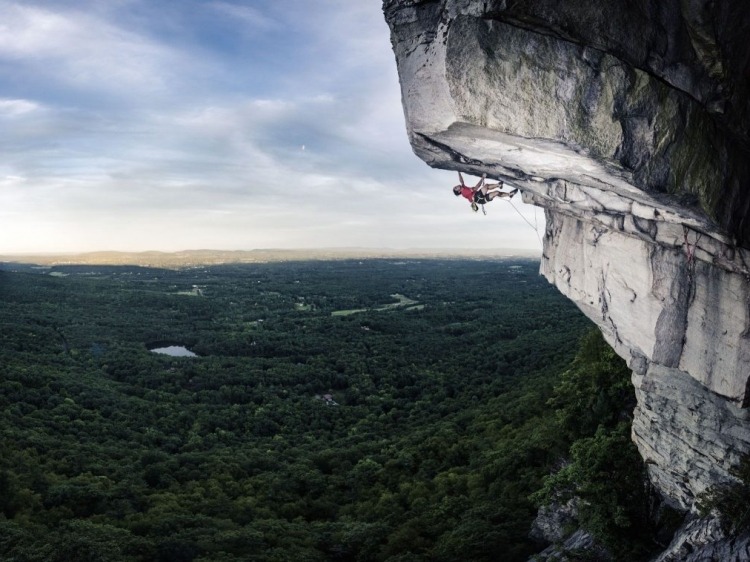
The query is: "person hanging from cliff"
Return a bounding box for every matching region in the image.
[452,172,518,212]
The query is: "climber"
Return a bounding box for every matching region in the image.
[452,172,518,212]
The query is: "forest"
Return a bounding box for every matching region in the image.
[0,258,661,561]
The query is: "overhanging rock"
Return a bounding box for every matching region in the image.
[384,0,750,511]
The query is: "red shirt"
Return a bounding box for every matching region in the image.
[459,186,474,201]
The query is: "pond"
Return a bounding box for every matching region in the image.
[149,345,198,357]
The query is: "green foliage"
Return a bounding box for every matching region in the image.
[0,259,624,561]
[0,259,589,560]
[697,456,750,533]
[533,330,656,561]
[533,424,651,558]
[547,329,634,440]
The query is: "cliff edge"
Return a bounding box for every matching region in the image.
[384,0,750,556]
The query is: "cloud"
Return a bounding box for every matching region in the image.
[0,1,200,104]
[0,0,543,254]
[0,98,42,116]
[209,2,277,29]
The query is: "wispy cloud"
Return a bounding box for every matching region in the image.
[0,98,41,116]
[0,0,542,254]
[0,2,187,101]
[209,2,278,29]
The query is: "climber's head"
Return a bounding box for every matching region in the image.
[452,185,462,196]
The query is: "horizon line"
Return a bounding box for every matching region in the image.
[0,247,542,267]
[0,246,541,256]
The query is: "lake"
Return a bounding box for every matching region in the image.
[149,345,198,357]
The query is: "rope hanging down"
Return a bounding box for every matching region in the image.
[504,198,543,245]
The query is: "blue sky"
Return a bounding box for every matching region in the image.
[0,0,542,253]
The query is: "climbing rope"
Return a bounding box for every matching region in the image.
[504,197,543,245]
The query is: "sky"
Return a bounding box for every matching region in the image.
[0,0,542,254]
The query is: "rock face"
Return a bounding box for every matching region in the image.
[653,515,750,562]
[384,0,750,242]
[384,0,750,551]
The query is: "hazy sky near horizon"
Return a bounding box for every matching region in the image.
[0,0,542,254]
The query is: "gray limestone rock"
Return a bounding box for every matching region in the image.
[528,499,614,561]
[384,0,750,558]
[529,499,580,544]
[384,0,750,242]
[652,515,750,562]
[530,529,612,562]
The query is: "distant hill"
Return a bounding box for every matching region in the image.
[0,248,539,268]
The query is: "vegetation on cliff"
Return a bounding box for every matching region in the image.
[698,456,750,534]
[533,330,674,560]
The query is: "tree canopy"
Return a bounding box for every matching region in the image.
[0,259,655,561]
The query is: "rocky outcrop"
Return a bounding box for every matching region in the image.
[531,529,611,562]
[529,499,580,545]
[529,499,612,561]
[653,515,750,562]
[384,0,750,555]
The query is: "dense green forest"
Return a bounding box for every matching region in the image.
[0,259,655,561]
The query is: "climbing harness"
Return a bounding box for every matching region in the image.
[471,201,487,215]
